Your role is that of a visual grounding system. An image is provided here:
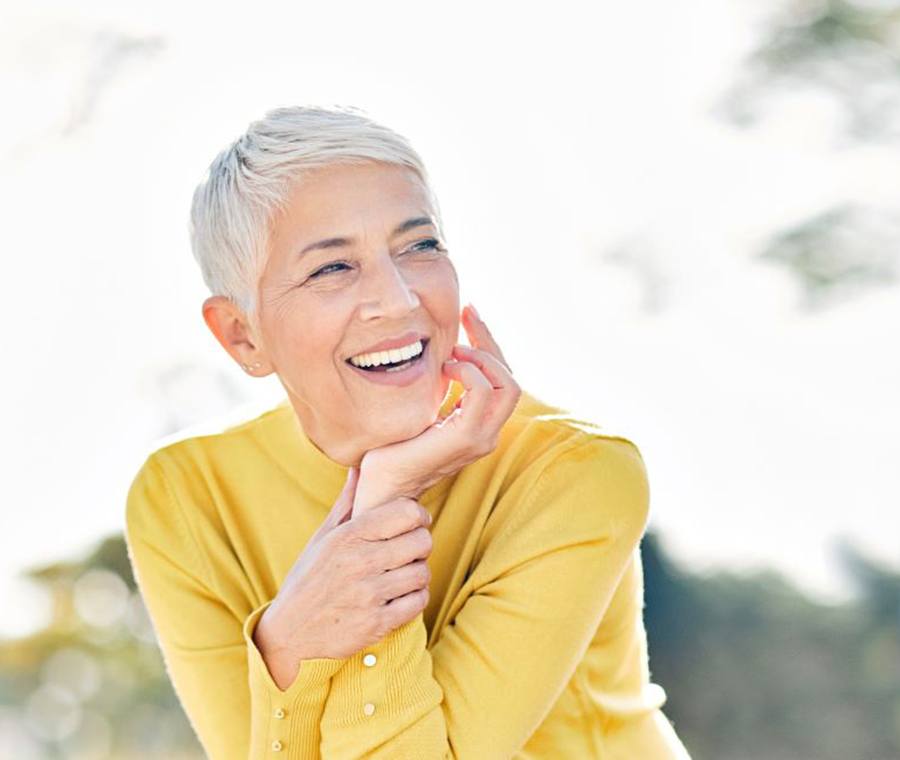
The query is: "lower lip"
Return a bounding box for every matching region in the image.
[345,341,430,387]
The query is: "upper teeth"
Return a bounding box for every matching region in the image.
[349,339,424,368]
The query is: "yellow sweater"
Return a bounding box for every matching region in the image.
[124,380,691,759]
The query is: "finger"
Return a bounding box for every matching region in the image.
[462,305,512,373]
[370,527,433,572]
[355,498,431,542]
[375,558,431,602]
[443,354,519,441]
[379,586,429,628]
[440,359,494,429]
[451,345,521,422]
[450,344,514,390]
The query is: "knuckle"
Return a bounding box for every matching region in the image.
[416,527,434,554]
[359,549,381,576]
[372,612,393,639]
[466,438,483,457]
[403,499,421,522]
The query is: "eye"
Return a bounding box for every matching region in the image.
[408,237,445,254]
[307,239,445,281]
[310,261,351,278]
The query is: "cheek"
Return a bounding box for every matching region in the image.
[419,264,459,313]
[277,310,347,370]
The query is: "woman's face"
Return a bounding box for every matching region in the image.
[254,160,460,466]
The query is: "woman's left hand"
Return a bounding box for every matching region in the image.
[353,304,520,515]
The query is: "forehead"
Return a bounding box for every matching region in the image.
[274,161,432,234]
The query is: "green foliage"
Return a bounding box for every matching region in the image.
[3,527,898,757]
[0,534,204,759]
[715,0,900,143]
[642,529,900,759]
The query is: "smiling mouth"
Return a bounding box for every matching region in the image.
[345,338,430,373]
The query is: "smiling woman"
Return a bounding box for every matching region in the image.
[123,104,692,759]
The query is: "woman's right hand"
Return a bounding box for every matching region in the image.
[353,304,521,514]
[253,466,434,687]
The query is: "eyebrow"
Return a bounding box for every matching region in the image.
[297,216,437,259]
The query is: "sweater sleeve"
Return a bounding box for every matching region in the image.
[317,435,690,759]
[124,453,346,760]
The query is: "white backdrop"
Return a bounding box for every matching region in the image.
[2,0,898,638]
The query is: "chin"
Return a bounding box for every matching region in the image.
[372,404,435,444]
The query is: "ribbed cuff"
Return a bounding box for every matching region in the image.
[243,599,348,759]
[319,612,445,757]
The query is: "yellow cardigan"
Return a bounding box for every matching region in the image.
[124,380,691,759]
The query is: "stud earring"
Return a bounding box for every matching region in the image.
[241,360,262,372]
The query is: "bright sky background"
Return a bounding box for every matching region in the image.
[2,0,898,638]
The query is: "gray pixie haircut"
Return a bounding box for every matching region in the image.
[188,104,444,333]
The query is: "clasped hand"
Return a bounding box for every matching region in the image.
[351,304,521,515]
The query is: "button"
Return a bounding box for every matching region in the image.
[363,653,377,667]
[363,702,376,716]
[273,707,285,719]
[271,739,283,752]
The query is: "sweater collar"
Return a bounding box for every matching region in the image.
[262,380,464,509]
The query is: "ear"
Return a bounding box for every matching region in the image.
[201,296,272,376]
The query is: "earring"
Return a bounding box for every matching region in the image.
[241,360,262,372]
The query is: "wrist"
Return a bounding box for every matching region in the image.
[357,461,424,514]
[254,603,282,653]
[254,603,322,689]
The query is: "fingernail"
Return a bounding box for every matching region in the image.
[468,303,481,321]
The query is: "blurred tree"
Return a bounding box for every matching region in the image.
[3,525,898,758]
[758,201,900,310]
[713,0,900,308]
[642,528,900,759]
[715,0,900,143]
[0,535,203,759]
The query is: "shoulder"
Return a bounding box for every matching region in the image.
[500,385,649,490]
[485,387,651,542]
[531,433,650,538]
[123,396,288,529]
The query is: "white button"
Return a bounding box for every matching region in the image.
[271,739,283,751]
[363,702,376,716]
[273,707,285,719]
[363,653,377,667]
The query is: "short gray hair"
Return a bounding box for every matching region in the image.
[188,104,444,334]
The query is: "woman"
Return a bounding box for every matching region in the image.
[124,105,692,759]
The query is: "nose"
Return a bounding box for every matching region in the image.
[357,252,421,320]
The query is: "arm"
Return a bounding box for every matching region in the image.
[124,454,346,760]
[317,435,690,759]
[575,543,692,758]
